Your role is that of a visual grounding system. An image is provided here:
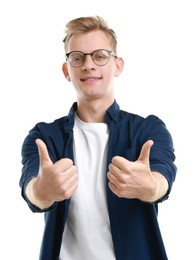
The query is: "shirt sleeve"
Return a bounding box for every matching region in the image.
[141,115,177,203]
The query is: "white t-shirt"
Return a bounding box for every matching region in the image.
[59,115,115,260]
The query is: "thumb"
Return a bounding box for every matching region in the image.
[35,139,53,167]
[137,140,154,164]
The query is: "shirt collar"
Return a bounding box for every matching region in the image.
[67,99,120,124]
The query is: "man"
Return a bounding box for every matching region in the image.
[20,16,177,260]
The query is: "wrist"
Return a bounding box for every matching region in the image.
[26,177,53,210]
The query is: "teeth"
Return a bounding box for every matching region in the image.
[81,77,100,81]
[85,78,97,81]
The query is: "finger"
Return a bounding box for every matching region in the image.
[108,163,122,177]
[35,139,53,167]
[108,181,118,196]
[107,170,117,184]
[138,140,154,164]
[111,156,130,170]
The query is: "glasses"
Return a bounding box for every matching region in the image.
[65,49,117,68]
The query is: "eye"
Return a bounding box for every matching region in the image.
[71,55,83,63]
[94,53,108,61]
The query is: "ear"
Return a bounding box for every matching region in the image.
[114,57,124,77]
[62,63,71,81]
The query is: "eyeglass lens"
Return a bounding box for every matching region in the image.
[67,49,112,67]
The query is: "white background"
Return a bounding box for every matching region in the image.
[0,1,195,259]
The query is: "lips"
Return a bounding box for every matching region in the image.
[81,76,101,81]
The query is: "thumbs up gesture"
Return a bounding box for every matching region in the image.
[26,139,78,209]
[107,140,168,202]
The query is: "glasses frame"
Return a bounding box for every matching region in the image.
[65,49,117,68]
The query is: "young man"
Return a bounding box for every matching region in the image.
[20,16,177,260]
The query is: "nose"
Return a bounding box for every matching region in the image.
[81,54,96,71]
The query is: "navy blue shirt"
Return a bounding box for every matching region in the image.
[20,100,177,260]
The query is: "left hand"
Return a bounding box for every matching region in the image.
[107,140,159,202]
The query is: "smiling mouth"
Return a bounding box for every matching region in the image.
[81,77,102,82]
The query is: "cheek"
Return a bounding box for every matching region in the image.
[104,65,117,80]
[69,72,80,87]
[67,69,77,82]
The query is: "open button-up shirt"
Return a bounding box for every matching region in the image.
[20,100,177,260]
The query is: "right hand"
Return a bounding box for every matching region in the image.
[33,138,78,206]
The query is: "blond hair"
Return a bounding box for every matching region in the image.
[63,16,117,53]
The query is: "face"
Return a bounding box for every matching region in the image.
[62,30,124,103]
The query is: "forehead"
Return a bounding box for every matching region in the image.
[67,30,111,52]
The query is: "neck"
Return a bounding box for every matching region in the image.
[76,98,114,123]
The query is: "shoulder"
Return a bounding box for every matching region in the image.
[22,116,71,158]
[120,109,165,127]
[28,115,69,137]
